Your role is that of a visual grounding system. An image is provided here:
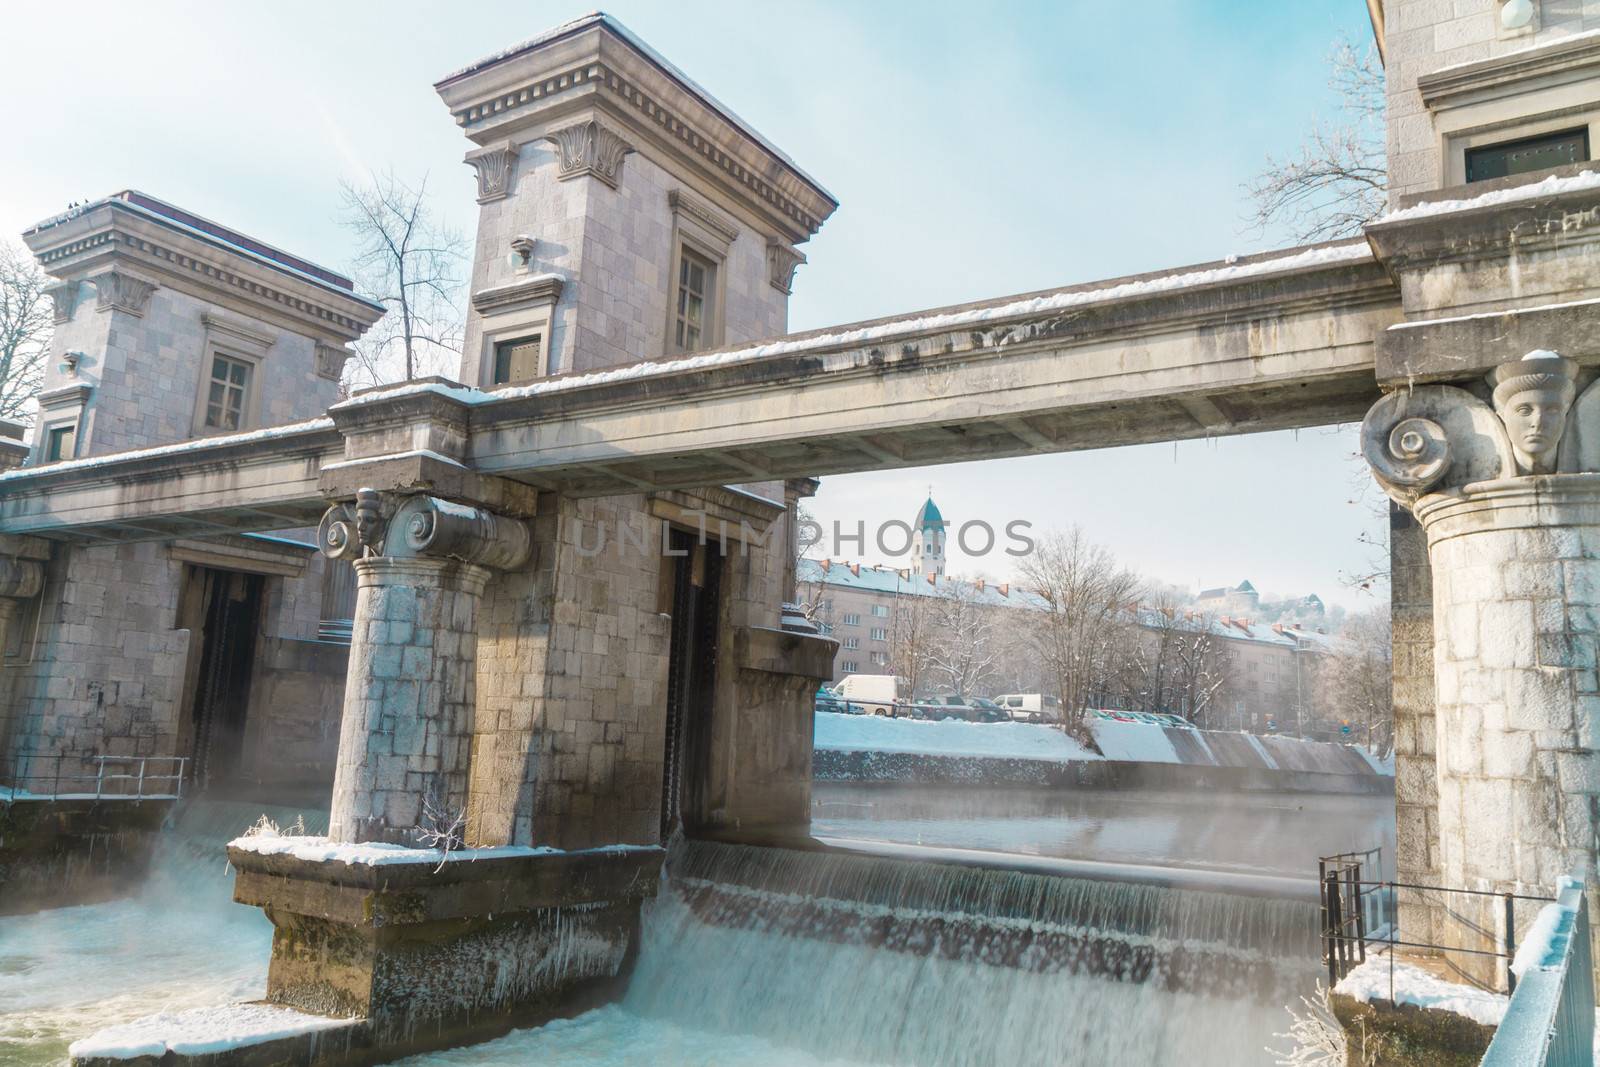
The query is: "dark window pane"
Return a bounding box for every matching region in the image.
[1466,128,1590,183]
[492,335,542,385]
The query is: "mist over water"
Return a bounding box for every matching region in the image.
[812,783,1396,878]
[0,801,325,1067]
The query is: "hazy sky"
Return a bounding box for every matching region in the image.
[0,1,1386,607]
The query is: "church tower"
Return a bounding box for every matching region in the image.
[911,494,946,579]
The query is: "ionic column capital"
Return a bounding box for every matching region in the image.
[319,490,530,571]
[1362,349,1600,514]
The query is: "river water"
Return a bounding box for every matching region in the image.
[0,785,1392,1066]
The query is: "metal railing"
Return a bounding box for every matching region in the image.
[1481,880,1594,1067]
[1320,851,1554,998]
[1,754,188,802]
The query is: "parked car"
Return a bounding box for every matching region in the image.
[993,693,1063,724]
[831,674,905,716]
[910,695,1008,723]
[815,687,864,715]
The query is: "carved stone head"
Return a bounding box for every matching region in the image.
[1490,351,1579,475]
[353,488,386,555]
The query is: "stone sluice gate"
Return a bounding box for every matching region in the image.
[670,839,1321,1001]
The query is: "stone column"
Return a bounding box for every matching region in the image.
[1363,351,1600,984]
[321,492,530,846]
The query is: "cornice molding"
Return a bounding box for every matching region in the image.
[465,143,519,203]
[668,188,739,249]
[544,118,633,188]
[37,383,93,411]
[25,203,384,344]
[440,47,835,241]
[1420,32,1600,109]
[88,269,157,317]
[766,240,806,295]
[471,274,565,316]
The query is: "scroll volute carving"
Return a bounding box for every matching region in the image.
[1362,386,1515,507]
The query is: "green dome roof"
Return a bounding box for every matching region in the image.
[915,496,943,530]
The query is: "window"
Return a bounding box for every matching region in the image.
[842,613,861,626]
[817,623,834,636]
[842,661,859,674]
[675,249,715,352]
[1466,127,1589,183]
[204,354,253,431]
[492,334,543,385]
[843,637,860,650]
[45,424,76,462]
[871,604,890,618]
[871,627,888,641]
[870,651,888,666]
[820,599,833,611]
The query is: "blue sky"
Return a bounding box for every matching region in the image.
[0,1,1385,607]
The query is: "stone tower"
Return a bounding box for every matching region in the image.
[434,12,837,387]
[911,495,946,579]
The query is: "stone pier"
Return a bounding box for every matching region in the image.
[1364,354,1600,984]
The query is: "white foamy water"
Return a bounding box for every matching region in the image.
[0,801,323,1067]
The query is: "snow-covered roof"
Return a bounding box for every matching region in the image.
[799,558,1335,651]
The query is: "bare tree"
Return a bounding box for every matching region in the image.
[0,241,52,423]
[1115,600,1232,724]
[1016,528,1142,741]
[1317,608,1393,754]
[339,171,468,387]
[926,579,1004,700]
[889,580,940,701]
[1246,38,1386,243]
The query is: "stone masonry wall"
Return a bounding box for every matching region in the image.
[462,134,790,386]
[48,284,340,458]
[0,543,189,785]
[471,494,670,850]
[1384,0,1600,202]
[1390,505,1442,943]
[239,636,348,792]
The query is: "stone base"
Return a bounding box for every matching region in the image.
[1330,992,1497,1066]
[227,843,664,1063]
[0,797,174,914]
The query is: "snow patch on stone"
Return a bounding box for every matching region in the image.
[1380,169,1600,224]
[228,833,656,866]
[68,1002,353,1060]
[1091,720,1181,764]
[1335,958,1508,1027]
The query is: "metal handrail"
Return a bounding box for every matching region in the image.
[1,754,188,803]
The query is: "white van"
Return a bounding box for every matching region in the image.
[993,693,1062,723]
[832,674,904,716]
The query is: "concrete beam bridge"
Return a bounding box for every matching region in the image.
[0,238,1398,544]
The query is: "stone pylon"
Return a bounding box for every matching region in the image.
[1364,351,1600,985]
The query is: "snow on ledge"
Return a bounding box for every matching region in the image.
[1334,957,1508,1028]
[228,833,657,867]
[68,1002,355,1061]
[0,417,336,484]
[332,243,1374,415]
[1429,28,1600,77]
[1379,168,1600,225]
